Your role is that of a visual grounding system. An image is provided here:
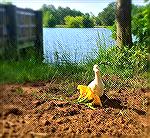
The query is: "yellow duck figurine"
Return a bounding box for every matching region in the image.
[77,64,104,107]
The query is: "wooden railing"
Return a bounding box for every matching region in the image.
[0,4,43,60]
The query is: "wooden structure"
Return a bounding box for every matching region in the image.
[0,4,43,60]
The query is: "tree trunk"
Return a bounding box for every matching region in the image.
[116,0,132,48]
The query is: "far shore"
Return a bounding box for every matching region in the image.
[44,25,112,29]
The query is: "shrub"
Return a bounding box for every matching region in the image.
[64,16,84,28]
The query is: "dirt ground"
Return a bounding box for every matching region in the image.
[0,81,150,138]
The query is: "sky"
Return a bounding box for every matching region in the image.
[0,0,148,16]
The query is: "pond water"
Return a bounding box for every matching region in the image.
[43,28,115,63]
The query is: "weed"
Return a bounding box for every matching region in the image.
[15,87,24,95]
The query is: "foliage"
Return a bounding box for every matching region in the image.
[41,4,96,28]
[111,3,150,47]
[0,0,12,4]
[64,16,84,28]
[97,2,115,26]
[83,13,95,28]
[110,22,117,39]
[0,59,53,83]
[43,11,56,27]
[64,14,95,28]
[47,14,56,27]
[95,41,148,78]
[41,3,117,28]
[41,4,83,25]
[132,4,150,46]
[0,41,148,91]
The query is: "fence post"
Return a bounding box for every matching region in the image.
[35,10,43,61]
[5,4,18,60]
[0,4,6,59]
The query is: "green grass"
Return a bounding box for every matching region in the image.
[0,58,92,84]
[94,25,112,28]
[0,40,148,91]
[0,59,56,84]
[55,25,68,28]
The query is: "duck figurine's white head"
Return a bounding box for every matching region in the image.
[93,64,99,73]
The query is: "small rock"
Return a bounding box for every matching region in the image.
[56,118,71,124]
[4,122,10,129]
[4,108,22,116]
[63,127,69,131]
[51,127,57,133]
[87,128,92,133]
[32,100,45,107]
[32,100,40,105]
[66,108,79,116]
[44,120,51,126]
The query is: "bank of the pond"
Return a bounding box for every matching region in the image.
[55,25,111,28]
[0,59,90,84]
[0,58,149,92]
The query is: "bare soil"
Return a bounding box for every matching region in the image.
[0,81,150,138]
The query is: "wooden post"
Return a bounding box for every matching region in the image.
[35,10,43,61]
[5,4,18,60]
[0,4,6,59]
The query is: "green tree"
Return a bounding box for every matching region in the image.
[132,4,150,46]
[56,6,83,24]
[97,2,116,26]
[43,11,56,27]
[41,4,83,25]
[111,3,149,42]
[1,0,12,4]
[64,16,84,28]
[132,5,143,15]
[83,13,94,28]
[48,14,56,27]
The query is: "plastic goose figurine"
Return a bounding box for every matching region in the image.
[88,64,104,97]
[77,64,104,107]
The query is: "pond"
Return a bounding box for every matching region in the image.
[43,28,115,63]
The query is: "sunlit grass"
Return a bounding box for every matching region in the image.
[0,41,148,90]
[0,58,91,84]
[0,59,56,83]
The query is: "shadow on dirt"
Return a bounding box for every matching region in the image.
[100,94,146,115]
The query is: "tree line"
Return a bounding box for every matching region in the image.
[41,1,149,48]
[41,2,149,30]
[41,3,116,28]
